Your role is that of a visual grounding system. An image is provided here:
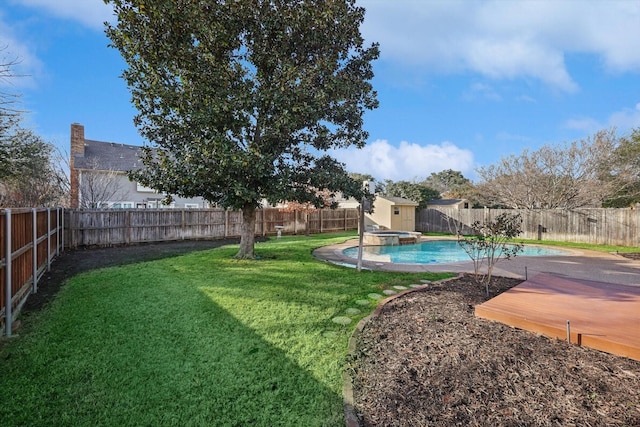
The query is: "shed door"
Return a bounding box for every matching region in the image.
[401,207,414,231]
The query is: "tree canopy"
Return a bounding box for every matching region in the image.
[0,52,68,207]
[422,169,473,199]
[1,51,22,178]
[0,128,68,207]
[603,128,640,207]
[381,180,439,209]
[105,0,379,258]
[474,129,623,209]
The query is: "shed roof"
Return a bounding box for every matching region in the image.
[378,196,419,206]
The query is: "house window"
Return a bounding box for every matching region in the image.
[184,203,199,209]
[394,207,400,215]
[464,202,469,209]
[112,202,134,209]
[136,182,157,193]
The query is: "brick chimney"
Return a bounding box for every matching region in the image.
[69,123,85,208]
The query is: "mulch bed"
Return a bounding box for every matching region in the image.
[620,253,640,261]
[347,275,640,426]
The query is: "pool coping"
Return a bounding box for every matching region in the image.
[312,236,575,276]
[312,237,640,286]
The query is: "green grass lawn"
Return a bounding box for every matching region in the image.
[0,232,452,427]
[516,238,640,253]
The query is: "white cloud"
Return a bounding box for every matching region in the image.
[360,0,640,91]
[608,103,640,130]
[496,132,534,143]
[564,117,603,133]
[8,0,114,29]
[465,82,501,101]
[330,139,474,182]
[0,14,42,89]
[517,94,536,104]
[563,103,640,133]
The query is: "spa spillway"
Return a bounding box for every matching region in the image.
[362,231,422,246]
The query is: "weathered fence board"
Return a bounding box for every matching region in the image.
[417,207,640,247]
[1,208,64,337]
[65,208,359,248]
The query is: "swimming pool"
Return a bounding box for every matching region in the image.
[342,240,569,265]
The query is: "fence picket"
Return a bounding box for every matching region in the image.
[1,207,63,337]
[417,207,640,247]
[64,207,359,248]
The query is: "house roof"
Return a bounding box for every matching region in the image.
[74,139,145,172]
[378,196,419,206]
[427,198,467,206]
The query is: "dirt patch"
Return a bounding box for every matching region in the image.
[23,239,242,312]
[347,275,640,427]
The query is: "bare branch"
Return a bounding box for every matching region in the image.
[78,157,124,208]
[475,129,620,209]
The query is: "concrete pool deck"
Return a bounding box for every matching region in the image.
[312,237,640,287]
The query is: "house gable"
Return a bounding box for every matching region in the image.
[70,123,206,209]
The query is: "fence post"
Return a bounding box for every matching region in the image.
[126,210,132,245]
[320,209,323,233]
[262,209,266,237]
[224,210,229,238]
[61,208,64,251]
[56,208,60,256]
[4,209,12,337]
[32,208,38,294]
[46,208,52,271]
[181,209,186,240]
[69,209,75,249]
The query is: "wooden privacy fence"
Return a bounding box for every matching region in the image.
[1,208,64,337]
[417,207,640,247]
[65,207,359,248]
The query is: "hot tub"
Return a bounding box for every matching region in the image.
[363,231,422,246]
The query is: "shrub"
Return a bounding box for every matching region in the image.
[457,212,523,296]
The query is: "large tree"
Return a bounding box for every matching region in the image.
[603,128,640,207]
[0,128,68,207]
[422,169,473,199]
[0,48,68,207]
[105,0,378,258]
[475,129,620,209]
[381,179,440,209]
[1,49,23,178]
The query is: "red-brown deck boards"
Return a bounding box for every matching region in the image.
[475,273,640,361]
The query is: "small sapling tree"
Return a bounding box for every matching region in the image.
[457,212,524,297]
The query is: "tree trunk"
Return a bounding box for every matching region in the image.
[236,205,256,259]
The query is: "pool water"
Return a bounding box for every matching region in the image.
[342,240,568,265]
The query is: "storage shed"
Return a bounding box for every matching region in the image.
[365,196,419,231]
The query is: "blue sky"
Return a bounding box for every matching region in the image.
[2,0,640,183]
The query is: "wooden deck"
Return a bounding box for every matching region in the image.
[475,273,640,361]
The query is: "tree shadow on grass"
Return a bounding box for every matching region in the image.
[1,271,344,426]
[24,239,246,312]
